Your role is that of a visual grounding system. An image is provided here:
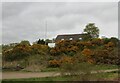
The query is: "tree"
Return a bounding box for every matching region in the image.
[37,39,45,45]
[20,40,30,46]
[110,37,119,46]
[84,23,99,38]
[45,39,52,44]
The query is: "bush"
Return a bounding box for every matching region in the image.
[81,48,93,57]
[31,44,49,55]
[20,54,49,71]
[91,38,103,46]
[60,56,73,64]
[48,56,74,68]
[48,59,60,67]
[50,40,81,56]
[92,47,119,65]
[3,44,32,61]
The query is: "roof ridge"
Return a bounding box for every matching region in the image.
[58,33,83,36]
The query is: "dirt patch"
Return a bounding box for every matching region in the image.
[2,72,60,79]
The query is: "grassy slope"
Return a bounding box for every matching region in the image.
[40,64,118,72]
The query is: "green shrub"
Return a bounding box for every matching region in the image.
[3,44,32,61]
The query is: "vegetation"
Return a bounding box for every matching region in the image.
[2,23,119,81]
[0,46,1,53]
[84,23,99,38]
[3,72,118,81]
[36,39,45,45]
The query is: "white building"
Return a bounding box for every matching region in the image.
[48,43,55,48]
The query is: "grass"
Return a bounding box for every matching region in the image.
[92,64,118,70]
[3,62,119,73]
[40,63,118,72]
[2,63,119,83]
[41,68,60,72]
[2,72,118,81]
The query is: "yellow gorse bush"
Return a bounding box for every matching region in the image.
[82,48,93,56]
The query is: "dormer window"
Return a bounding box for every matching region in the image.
[79,38,82,40]
[61,39,64,40]
[69,38,73,40]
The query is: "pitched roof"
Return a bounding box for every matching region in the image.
[55,33,88,41]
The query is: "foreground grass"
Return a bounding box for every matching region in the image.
[3,71,118,81]
[35,64,118,72]
[92,64,118,70]
[2,64,119,83]
[3,61,118,72]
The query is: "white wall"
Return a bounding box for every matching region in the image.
[48,43,55,48]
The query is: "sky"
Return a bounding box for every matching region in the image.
[1,2,118,44]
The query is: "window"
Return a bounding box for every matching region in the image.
[79,38,82,40]
[69,38,73,40]
[61,39,64,40]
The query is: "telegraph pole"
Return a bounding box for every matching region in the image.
[45,20,47,45]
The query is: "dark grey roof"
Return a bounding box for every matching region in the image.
[55,33,89,42]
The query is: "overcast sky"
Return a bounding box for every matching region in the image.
[2,2,118,44]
